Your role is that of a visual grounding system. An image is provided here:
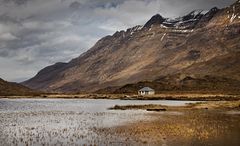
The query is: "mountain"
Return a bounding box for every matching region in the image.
[0,78,39,96]
[23,1,240,93]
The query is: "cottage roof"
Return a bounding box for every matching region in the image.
[139,87,154,91]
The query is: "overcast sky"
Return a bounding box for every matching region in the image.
[0,0,236,82]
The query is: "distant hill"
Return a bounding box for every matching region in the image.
[23,1,240,93]
[0,78,39,96]
[96,75,240,94]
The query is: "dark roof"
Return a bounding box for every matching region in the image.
[139,87,154,91]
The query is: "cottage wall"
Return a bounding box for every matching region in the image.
[138,90,155,95]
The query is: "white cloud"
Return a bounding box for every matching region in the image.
[0,33,18,41]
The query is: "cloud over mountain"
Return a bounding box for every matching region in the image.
[0,0,236,82]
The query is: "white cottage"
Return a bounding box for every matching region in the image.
[138,87,155,95]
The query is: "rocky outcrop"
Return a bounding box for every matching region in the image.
[144,14,166,28]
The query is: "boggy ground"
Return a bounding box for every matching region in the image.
[95,101,240,146]
[109,101,240,110]
[94,110,240,146]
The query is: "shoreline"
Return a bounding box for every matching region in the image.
[0,93,240,101]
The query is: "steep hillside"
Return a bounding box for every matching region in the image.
[23,1,240,93]
[0,78,38,96]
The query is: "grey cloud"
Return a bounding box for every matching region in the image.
[0,33,18,41]
[0,49,9,57]
[3,0,29,5]
[69,1,81,10]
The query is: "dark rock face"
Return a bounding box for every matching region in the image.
[187,50,201,60]
[196,7,219,27]
[144,8,220,29]
[22,1,240,93]
[144,14,166,28]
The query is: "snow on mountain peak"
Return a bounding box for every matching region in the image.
[190,10,209,16]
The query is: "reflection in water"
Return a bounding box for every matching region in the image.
[0,99,239,145]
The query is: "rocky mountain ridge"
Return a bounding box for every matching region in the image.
[23,1,240,93]
[144,7,219,29]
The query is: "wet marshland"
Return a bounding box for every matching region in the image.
[0,99,239,146]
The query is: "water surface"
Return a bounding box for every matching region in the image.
[0,99,239,146]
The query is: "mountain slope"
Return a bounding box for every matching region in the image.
[105,75,240,94]
[0,78,38,96]
[23,1,240,93]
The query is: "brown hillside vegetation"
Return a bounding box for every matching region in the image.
[97,75,240,94]
[0,78,39,96]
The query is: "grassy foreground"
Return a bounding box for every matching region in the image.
[94,109,240,146]
[96,101,240,145]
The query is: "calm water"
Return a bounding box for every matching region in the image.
[0,99,239,146]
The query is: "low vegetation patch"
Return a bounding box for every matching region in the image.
[109,101,240,111]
